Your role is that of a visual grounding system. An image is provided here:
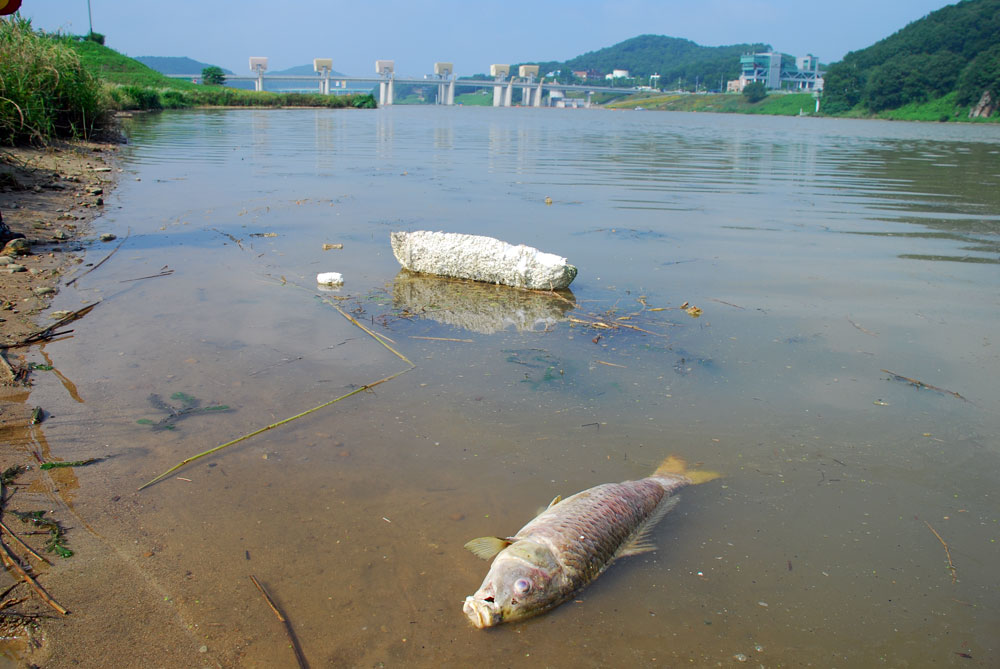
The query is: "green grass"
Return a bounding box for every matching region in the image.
[607,88,997,122]
[607,91,818,116]
[454,90,493,106]
[64,33,376,111]
[1,17,109,144]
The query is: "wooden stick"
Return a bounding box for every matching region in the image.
[0,596,29,612]
[138,367,412,490]
[409,336,474,343]
[847,316,877,336]
[594,360,626,368]
[65,231,129,286]
[924,520,957,584]
[9,302,100,348]
[882,369,968,402]
[329,303,413,366]
[0,519,51,565]
[250,575,308,669]
[0,538,68,615]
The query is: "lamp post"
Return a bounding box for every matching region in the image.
[87,0,93,35]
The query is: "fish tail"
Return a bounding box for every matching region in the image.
[653,455,721,485]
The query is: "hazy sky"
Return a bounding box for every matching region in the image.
[21,1,957,76]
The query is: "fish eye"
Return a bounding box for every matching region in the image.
[513,578,532,595]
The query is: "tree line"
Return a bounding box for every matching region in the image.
[823,0,1000,113]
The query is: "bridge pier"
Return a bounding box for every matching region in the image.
[534,81,543,107]
[376,60,395,106]
[378,79,395,106]
[490,65,511,107]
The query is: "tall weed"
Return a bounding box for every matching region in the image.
[0,16,109,145]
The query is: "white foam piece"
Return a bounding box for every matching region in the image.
[316,271,344,285]
[390,231,577,290]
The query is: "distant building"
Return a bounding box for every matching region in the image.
[737,51,824,92]
[605,69,630,80]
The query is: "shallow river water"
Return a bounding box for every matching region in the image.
[25,107,1000,666]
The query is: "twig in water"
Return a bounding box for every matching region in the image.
[119,267,175,283]
[328,302,413,365]
[709,298,745,310]
[250,575,308,669]
[0,538,68,614]
[924,520,957,584]
[847,316,878,336]
[882,369,968,402]
[9,302,99,348]
[594,360,626,368]
[65,230,129,286]
[409,336,474,343]
[0,519,51,565]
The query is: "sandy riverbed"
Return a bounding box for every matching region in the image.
[1,140,220,667]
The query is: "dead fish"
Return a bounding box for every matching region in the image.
[463,456,719,628]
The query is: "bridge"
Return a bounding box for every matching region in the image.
[165,58,642,107]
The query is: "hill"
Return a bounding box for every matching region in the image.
[522,34,771,90]
[270,63,347,77]
[822,0,1000,115]
[135,56,233,75]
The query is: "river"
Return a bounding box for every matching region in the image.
[26,106,1000,666]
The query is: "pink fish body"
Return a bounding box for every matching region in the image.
[463,456,719,628]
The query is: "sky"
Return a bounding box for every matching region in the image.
[20,0,958,77]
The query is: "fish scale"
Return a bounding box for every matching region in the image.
[518,480,669,583]
[463,456,719,628]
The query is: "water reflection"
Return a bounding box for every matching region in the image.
[391,270,575,334]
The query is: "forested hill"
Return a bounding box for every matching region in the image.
[823,0,1000,114]
[527,34,770,89]
[136,56,233,75]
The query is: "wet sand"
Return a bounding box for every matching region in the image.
[1,141,217,667]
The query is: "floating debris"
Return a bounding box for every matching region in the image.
[39,458,100,470]
[881,369,968,402]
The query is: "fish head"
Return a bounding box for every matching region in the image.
[463,540,562,628]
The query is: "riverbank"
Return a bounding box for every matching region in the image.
[0,139,120,663]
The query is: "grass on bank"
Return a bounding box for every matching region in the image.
[1,16,108,144]
[62,38,376,111]
[1,18,376,146]
[607,89,998,122]
[606,92,818,116]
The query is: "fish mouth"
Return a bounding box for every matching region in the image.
[463,596,501,629]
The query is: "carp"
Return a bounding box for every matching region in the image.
[463,456,719,628]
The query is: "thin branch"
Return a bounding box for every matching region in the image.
[250,575,308,669]
[0,538,68,615]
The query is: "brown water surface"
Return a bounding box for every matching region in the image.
[26,107,1000,666]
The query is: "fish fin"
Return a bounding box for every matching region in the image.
[464,536,512,560]
[653,455,721,484]
[617,495,680,558]
[619,542,657,557]
[534,494,562,517]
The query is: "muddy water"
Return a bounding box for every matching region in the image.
[28,107,1000,666]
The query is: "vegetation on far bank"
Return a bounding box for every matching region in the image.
[606,91,819,116]
[1,17,375,146]
[62,36,376,112]
[823,0,1000,117]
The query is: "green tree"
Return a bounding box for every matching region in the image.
[742,81,767,103]
[201,66,225,86]
[956,43,1000,105]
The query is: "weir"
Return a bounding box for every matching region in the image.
[166,58,639,107]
